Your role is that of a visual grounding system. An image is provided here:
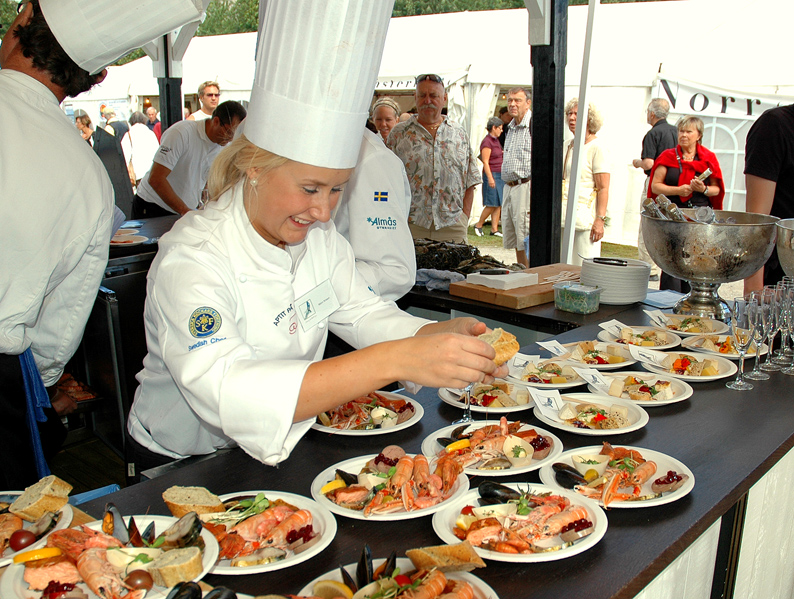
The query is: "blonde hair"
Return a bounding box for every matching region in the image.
[207,135,289,202]
[371,97,401,119]
[676,115,705,143]
[564,97,604,134]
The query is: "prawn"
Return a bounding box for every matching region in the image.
[438,580,475,599]
[262,509,312,546]
[390,456,415,492]
[231,504,294,541]
[77,547,141,599]
[402,569,448,599]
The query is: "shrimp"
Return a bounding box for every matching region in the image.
[630,460,657,485]
[412,454,431,488]
[472,435,507,453]
[48,527,123,561]
[542,505,590,537]
[390,456,415,492]
[231,504,294,541]
[434,454,462,494]
[76,548,128,599]
[261,509,312,546]
[402,569,448,599]
[438,580,475,599]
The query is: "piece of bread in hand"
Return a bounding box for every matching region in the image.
[162,486,225,518]
[149,546,203,587]
[405,541,486,573]
[478,327,520,366]
[10,475,72,522]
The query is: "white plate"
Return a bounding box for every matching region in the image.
[438,386,532,414]
[298,557,499,598]
[538,445,695,508]
[654,316,729,337]
[311,392,424,436]
[681,335,769,360]
[110,235,148,247]
[586,371,693,406]
[208,491,336,575]
[640,352,738,382]
[0,493,73,568]
[557,341,637,371]
[1,515,218,599]
[310,455,469,522]
[432,483,607,563]
[113,228,139,236]
[596,327,682,351]
[505,362,586,390]
[419,422,563,477]
[533,393,649,436]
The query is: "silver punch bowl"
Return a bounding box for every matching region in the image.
[641,210,779,320]
[776,219,794,278]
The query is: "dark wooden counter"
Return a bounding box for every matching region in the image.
[109,215,178,259]
[80,304,794,598]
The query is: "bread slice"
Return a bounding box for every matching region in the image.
[149,546,203,587]
[162,486,225,518]
[9,475,72,522]
[478,328,520,366]
[405,541,486,573]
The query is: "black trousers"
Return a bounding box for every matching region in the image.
[131,194,176,220]
[0,354,66,489]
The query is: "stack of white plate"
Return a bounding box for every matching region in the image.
[580,258,651,305]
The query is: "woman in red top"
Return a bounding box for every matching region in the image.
[474,117,505,237]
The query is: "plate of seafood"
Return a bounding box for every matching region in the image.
[311,447,469,521]
[555,341,636,371]
[653,315,729,337]
[432,481,607,563]
[505,359,586,390]
[312,391,424,435]
[200,491,336,575]
[640,352,737,382]
[681,334,768,360]
[533,393,649,436]
[0,512,219,599]
[438,381,533,413]
[110,235,148,246]
[538,444,695,508]
[299,556,499,599]
[0,492,73,568]
[586,371,693,406]
[596,326,682,350]
[419,418,562,477]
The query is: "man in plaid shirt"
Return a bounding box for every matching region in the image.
[502,87,532,268]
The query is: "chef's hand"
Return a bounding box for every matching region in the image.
[679,184,693,197]
[49,389,78,416]
[590,219,605,242]
[435,317,487,338]
[690,178,707,193]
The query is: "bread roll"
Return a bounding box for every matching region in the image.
[478,328,519,366]
[405,541,486,573]
[10,475,72,522]
[149,546,203,587]
[162,486,225,518]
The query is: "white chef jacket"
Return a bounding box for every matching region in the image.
[333,130,416,302]
[136,120,220,212]
[127,181,431,465]
[121,123,160,182]
[0,70,114,385]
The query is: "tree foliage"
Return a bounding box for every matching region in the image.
[1,0,18,36]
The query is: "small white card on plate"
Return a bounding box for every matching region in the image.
[644,309,669,328]
[512,353,541,368]
[598,319,628,337]
[538,340,568,357]
[628,345,668,366]
[572,367,611,390]
[528,387,564,420]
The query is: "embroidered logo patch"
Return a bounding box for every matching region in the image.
[373,191,388,202]
[189,307,222,338]
[366,216,398,230]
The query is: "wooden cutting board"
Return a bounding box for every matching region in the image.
[449,263,581,309]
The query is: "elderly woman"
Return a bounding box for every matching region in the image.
[120,111,159,187]
[562,98,610,266]
[649,115,725,291]
[474,116,504,236]
[371,97,401,143]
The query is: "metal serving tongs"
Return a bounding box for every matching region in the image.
[452,382,475,425]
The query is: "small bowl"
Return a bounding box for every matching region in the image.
[571,454,610,477]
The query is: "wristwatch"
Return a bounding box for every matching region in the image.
[703,186,709,197]
[595,214,606,221]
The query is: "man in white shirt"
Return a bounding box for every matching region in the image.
[187,80,221,121]
[132,100,246,218]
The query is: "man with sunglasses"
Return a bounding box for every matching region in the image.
[387,73,481,243]
[188,80,221,121]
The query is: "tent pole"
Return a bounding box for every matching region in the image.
[157,34,183,131]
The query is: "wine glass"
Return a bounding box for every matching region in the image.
[744,292,770,381]
[726,297,755,391]
[772,281,793,366]
[760,286,782,372]
[783,292,794,376]
[452,382,475,425]
[782,277,794,361]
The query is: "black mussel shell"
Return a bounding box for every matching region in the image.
[340,565,358,593]
[356,544,374,588]
[373,550,397,580]
[450,425,472,440]
[335,469,359,487]
[158,512,205,550]
[552,463,586,489]
[141,521,156,546]
[436,437,457,448]
[477,497,502,506]
[103,503,130,544]
[204,587,238,599]
[166,581,203,599]
[127,515,144,547]
[28,511,62,539]
[478,481,520,503]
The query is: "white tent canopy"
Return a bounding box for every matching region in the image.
[69,0,794,247]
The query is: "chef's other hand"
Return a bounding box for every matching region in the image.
[50,389,78,416]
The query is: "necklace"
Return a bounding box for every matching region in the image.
[423,121,441,132]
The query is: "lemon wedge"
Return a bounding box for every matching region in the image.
[445,439,470,452]
[320,479,347,495]
[312,580,354,599]
[13,547,62,564]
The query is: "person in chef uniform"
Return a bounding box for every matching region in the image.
[0,0,204,489]
[126,0,507,473]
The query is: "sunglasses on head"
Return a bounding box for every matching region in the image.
[415,74,443,85]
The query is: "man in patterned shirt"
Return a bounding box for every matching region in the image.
[388,74,481,243]
[502,87,532,268]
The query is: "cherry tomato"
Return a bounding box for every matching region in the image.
[461,505,475,516]
[393,574,412,587]
[9,529,37,552]
[124,569,154,591]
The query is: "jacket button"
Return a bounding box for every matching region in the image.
[317,322,325,329]
[239,275,247,283]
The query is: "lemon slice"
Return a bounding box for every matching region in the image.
[13,547,62,564]
[320,479,347,495]
[445,439,470,452]
[312,580,354,599]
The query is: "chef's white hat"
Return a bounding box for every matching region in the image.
[39,0,203,75]
[245,0,393,169]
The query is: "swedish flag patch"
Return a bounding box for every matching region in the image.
[373,191,388,202]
